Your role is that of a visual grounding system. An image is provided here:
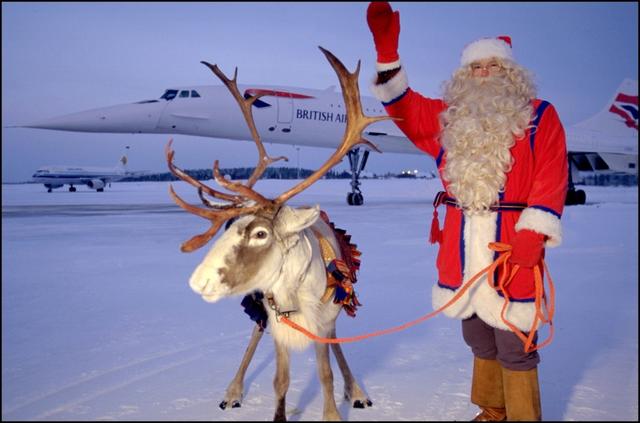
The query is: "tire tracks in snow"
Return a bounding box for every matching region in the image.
[3,331,252,420]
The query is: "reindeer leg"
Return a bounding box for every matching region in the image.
[273,341,290,421]
[220,325,264,409]
[315,340,342,421]
[329,328,373,409]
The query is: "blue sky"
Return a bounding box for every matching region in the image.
[2,2,638,182]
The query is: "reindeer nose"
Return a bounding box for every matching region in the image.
[189,265,216,294]
[190,277,209,293]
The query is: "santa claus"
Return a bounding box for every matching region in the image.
[367,2,568,421]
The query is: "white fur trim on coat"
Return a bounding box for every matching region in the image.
[369,66,408,104]
[461,38,513,66]
[515,207,563,247]
[431,211,539,332]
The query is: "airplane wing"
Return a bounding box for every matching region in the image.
[363,131,424,155]
[169,112,210,120]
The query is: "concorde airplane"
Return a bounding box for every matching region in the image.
[563,78,638,204]
[19,74,637,205]
[32,147,130,192]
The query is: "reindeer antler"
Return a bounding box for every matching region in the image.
[168,47,394,252]
[273,47,390,205]
[166,139,265,252]
[165,139,242,205]
[200,61,288,188]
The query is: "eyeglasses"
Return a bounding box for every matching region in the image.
[470,61,503,75]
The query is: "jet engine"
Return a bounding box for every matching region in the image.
[87,179,105,190]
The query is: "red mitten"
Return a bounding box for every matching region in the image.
[366,2,400,63]
[509,229,546,268]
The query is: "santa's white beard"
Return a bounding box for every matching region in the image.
[441,75,531,213]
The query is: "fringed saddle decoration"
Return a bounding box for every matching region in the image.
[315,210,362,317]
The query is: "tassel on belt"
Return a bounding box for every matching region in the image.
[429,191,527,244]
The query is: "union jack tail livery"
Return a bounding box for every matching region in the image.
[609,92,638,130]
[571,78,638,138]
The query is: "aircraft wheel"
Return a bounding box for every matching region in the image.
[565,188,587,205]
[97,188,104,192]
[47,188,52,193]
[69,186,76,192]
[347,192,364,206]
[347,193,354,205]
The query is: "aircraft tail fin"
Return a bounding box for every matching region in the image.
[116,146,130,173]
[573,79,638,136]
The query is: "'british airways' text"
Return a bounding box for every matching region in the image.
[296,109,347,123]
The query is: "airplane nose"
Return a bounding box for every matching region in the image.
[21,101,167,133]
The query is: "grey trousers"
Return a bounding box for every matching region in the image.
[462,314,540,371]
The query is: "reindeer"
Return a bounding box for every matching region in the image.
[166,47,392,421]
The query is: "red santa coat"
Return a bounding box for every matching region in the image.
[371,67,567,332]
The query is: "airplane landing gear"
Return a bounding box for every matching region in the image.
[565,157,586,205]
[347,148,369,206]
[347,191,364,206]
[69,186,77,192]
[565,188,586,205]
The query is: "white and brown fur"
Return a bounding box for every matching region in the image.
[189,204,370,421]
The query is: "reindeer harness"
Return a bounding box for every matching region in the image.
[242,211,362,328]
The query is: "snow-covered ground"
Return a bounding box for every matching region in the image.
[2,179,638,421]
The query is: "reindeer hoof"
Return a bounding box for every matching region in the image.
[352,399,373,408]
[219,399,242,410]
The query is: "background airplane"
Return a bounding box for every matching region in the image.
[564,78,638,204]
[20,76,637,205]
[32,147,131,192]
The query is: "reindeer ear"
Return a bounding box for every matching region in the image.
[276,205,320,236]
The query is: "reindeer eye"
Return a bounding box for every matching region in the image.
[254,230,268,239]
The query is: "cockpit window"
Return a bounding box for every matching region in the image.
[191,90,201,98]
[160,89,178,101]
[179,90,190,98]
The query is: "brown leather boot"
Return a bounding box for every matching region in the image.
[471,357,506,421]
[502,366,542,421]
[473,406,507,421]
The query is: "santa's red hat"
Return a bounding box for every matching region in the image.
[460,35,514,66]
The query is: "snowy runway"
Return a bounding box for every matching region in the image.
[2,179,637,420]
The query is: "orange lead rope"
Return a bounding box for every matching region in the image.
[280,242,555,353]
[487,242,556,353]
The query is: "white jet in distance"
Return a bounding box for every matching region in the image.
[32,147,130,192]
[21,74,637,205]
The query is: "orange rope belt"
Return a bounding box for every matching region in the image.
[280,242,555,353]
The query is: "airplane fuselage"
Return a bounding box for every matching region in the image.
[26,85,421,155]
[32,167,124,185]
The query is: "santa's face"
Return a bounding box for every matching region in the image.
[469,58,505,78]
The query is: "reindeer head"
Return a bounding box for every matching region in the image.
[167,47,391,303]
[188,205,320,302]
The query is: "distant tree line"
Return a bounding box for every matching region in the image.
[120,167,354,182]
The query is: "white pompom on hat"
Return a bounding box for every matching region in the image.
[460,35,513,66]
